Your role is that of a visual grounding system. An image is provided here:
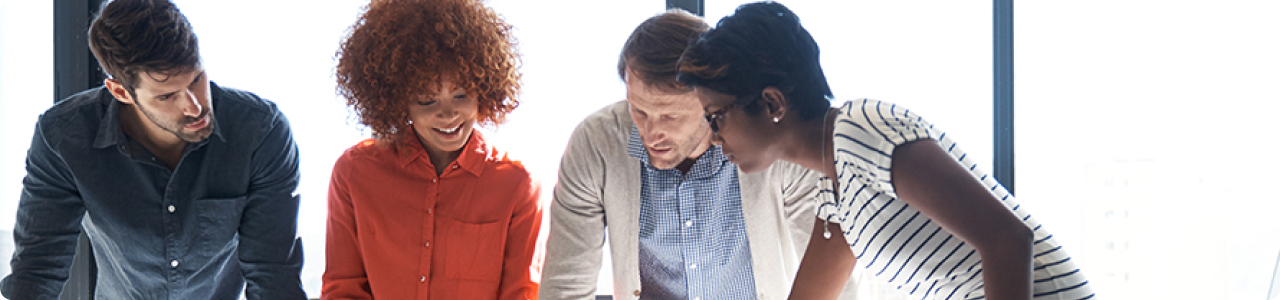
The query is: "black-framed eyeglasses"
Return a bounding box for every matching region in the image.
[704,94,758,134]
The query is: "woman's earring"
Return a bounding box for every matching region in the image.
[772,117,780,123]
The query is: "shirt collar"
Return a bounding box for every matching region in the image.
[91,83,227,149]
[626,125,729,179]
[397,128,489,177]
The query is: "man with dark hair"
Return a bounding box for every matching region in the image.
[541,9,863,300]
[1,0,306,299]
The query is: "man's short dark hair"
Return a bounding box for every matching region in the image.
[88,0,201,95]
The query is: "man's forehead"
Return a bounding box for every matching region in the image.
[628,89,699,111]
[134,68,203,90]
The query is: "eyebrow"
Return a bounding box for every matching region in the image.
[153,71,205,100]
[191,71,205,86]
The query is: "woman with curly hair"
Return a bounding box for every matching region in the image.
[322,0,540,299]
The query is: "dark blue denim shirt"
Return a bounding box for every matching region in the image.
[1,83,306,300]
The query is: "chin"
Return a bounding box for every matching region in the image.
[648,160,680,170]
[178,131,211,143]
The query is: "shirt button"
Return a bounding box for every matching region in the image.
[452,164,459,169]
[427,208,433,214]
[425,242,431,247]
[633,290,641,297]
[420,276,426,283]
[689,264,697,270]
[432,178,438,183]
[684,220,693,227]
[694,297,701,300]
[167,205,176,213]
[170,260,179,268]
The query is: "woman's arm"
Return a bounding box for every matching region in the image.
[321,156,374,300]
[499,177,544,300]
[788,218,857,300]
[891,138,1033,300]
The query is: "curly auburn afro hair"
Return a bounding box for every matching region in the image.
[336,0,521,142]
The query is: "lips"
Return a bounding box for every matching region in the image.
[432,123,464,139]
[647,146,672,156]
[184,116,209,130]
[434,123,461,134]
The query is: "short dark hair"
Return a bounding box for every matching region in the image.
[88,0,201,95]
[677,1,832,120]
[618,9,710,93]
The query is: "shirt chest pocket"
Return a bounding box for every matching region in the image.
[195,196,248,251]
[436,218,506,282]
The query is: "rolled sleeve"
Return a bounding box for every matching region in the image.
[499,177,544,300]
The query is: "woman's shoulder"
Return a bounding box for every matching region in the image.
[833,98,937,146]
[478,147,541,202]
[475,139,536,181]
[835,98,911,119]
[340,138,396,158]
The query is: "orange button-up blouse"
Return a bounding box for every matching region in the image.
[323,131,541,300]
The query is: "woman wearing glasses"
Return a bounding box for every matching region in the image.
[323,0,541,299]
[677,2,1094,300]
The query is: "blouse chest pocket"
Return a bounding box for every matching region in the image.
[195,196,248,252]
[436,217,506,282]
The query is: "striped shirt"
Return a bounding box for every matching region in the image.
[816,99,1095,300]
[629,126,758,300]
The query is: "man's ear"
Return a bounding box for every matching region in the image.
[760,86,788,122]
[104,78,134,105]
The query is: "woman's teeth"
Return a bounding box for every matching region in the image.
[436,125,460,133]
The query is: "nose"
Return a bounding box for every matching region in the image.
[437,101,460,120]
[638,118,666,145]
[180,89,203,117]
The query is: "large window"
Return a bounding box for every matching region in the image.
[1016,1,1280,299]
[0,0,53,280]
[7,1,1277,299]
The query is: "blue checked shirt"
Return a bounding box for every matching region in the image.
[628,127,757,300]
[1,83,305,300]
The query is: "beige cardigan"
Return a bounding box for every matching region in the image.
[541,101,866,300]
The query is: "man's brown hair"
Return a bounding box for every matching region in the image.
[88,0,201,96]
[617,9,710,93]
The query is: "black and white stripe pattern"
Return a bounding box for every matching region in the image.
[815,99,1095,300]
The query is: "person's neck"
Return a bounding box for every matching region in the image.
[782,108,838,179]
[421,136,465,176]
[676,157,696,174]
[119,104,186,169]
[675,135,714,174]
